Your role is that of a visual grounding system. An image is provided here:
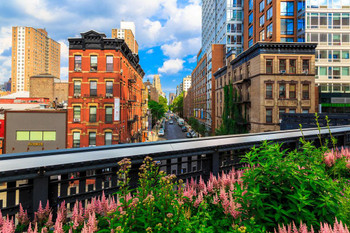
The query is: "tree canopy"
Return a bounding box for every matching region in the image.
[170,92,183,117]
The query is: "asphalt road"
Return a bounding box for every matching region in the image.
[164,120,187,140]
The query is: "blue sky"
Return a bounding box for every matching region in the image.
[0,0,202,98]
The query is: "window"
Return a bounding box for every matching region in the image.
[267,23,273,37]
[248,26,253,38]
[279,84,286,98]
[342,67,349,76]
[279,108,286,120]
[260,30,265,41]
[248,39,254,47]
[302,84,309,99]
[319,66,327,76]
[29,131,42,141]
[43,131,56,141]
[289,59,296,73]
[249,0,253,11]
[106,56,113,72]
[74,81,81,94]
[266,59,273,73]
[260,15,265,26]
[267,7,273,20]
[302,60,309,73]
[90,106,97,122]
[73,106,81,121]
[89,132,96,146]
[90,55,97,71]
[105,106,113,123]
[16,131,29,141]
[73,132,80,148]
[106,81,113,95]
[281,2,294,16]
[74,55,82,72]
[105,132,112,145]
[90,81,97,96]
[281,19,294,35]
[289,109,296,114]
[249,13,254,25]
[298,0,305,12]
[260,0,265,11]
[266,109,272,123]
[302,109,309,113]
[267,0,272,3]
[266,83,273,98]
[289,84,296,98]
[281,38,294,42]
[343,51,350,60]
[279,59,286,72]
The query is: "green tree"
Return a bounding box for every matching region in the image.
[148,100,166,126]
[216,84,248,135]
[171,92,184,117]
[158,95,169,112]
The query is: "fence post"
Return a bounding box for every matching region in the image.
[32,168,49,212]
[212,150,220,176]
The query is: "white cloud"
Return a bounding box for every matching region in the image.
[188,55,197,63]
[158,59,184,74]
[161,37,201,59]
[0,27,12,83]
[58,40,69,61]
[0,27,12,55]
[146,49,154,54]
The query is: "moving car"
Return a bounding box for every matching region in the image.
[169,120,174,124]
[181,126,187,132]
[158,129,165,136]
[186,132,192,138]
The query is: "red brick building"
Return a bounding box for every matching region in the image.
[67,30,144,148]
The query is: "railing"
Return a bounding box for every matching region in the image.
[281,113,350,130]
[1,126,350,217]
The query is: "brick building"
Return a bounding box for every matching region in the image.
[214,42,317,133]
[30,74,68,103]
[183,87,193,121]
[67,30,144,148]
[144,80,159,102]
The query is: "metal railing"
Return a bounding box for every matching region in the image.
[1,126,350,217]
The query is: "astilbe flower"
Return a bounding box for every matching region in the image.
[1,216,15,233]
[320,219,349,233]
[54,210,64,233]
[72,201,84,229]
[87,212,98,232]
[0,210,3,229]
[17,203,30,226]
[324,147,350,167]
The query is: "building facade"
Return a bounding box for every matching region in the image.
[152,74,165,97]
[169,93,175,105]
[183,75,192,92]
[11,27,61,93]
[303,1,350,113]
[112,21,138,54]
[141,83,149,142]
[30,74,68,103]
[4,110,66,154]
[183,86,193,121]
[67,30,144,148]
[144,80,159,102]
[215,42,317,133]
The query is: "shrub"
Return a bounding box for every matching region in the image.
[236,141,343,231]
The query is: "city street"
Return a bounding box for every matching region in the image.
[157,119,187,141]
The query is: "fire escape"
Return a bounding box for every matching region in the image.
[127,74,139,142]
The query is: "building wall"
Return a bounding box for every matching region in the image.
[11,27,60,92]
[30,75,68,102]
[183,87,193,120]
[192,52,207,124]
[67,31,144,148]
[4,111,66,154]
[112,28,138,54]
[230,43,317,133]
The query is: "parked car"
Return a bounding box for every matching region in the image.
[158,129,165,136]
[181,126,187,132]
[169,120,174,124]
[190,130,197,138]
[186,132,192,138]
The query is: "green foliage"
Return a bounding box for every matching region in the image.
[188,117,207,136]
[216,85,248,136]
[236,141,343,231]
[171,92,184,117]
[158,95,169,112]
[148,99,166,125]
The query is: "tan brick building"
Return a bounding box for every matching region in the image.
[30,74,68,103]
[214,42,317,133]
[11,27,60,92]
[112,21,138,54]
[144,80,159,102]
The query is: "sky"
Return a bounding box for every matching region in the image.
[0,0,202,98]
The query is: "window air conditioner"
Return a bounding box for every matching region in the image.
[73,118,80,123]
[74,93,81,98]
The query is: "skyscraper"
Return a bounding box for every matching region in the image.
[11,27,61,93]
[112,21,139,54]
[183,75,192,92]
[152,74,165,97]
